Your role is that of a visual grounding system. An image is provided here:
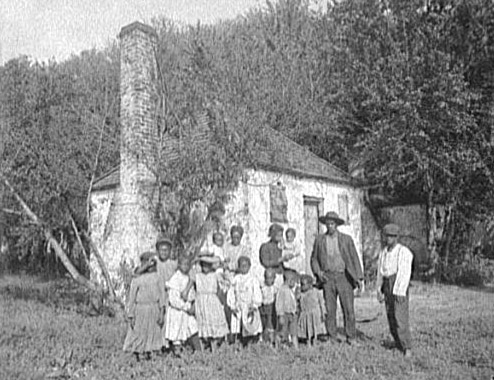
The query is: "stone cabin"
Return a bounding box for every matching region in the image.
[89,22,365,293]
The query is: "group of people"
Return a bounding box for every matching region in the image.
[123,211,414,360]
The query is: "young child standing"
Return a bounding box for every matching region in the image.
[164,256,201,353]
[260,268,278,345]
[276,270,299,349]
[194,255,229,352]
[123,251,166,360]
[298,274,327,346]
[227,256,263,345]
[155,236,177,283]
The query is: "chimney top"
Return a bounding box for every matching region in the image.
[119,21,157,40]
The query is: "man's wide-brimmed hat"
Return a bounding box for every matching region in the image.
[140,251,156,262]
[319,211,345,226]
[383,223,400,236]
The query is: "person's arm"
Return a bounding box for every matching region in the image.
[168,287,191,311]
[126,280,139,328]
[226,283,238,313]
[310,238,323,280]
[251,278,263,309]
[345,234,363,280]
[376,251,385,303]
[393,246,414,299]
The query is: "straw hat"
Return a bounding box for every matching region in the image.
[318,211,345,226]
[241,308,261,336]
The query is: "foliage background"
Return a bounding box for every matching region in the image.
[1,0,494,283]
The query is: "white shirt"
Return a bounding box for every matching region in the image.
[377,243,413,297]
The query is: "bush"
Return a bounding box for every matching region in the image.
[440,256,494,287]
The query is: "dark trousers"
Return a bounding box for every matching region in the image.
[382,275,412,350]
[322,272,356,340]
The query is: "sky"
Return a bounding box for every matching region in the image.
[1,0,264,64]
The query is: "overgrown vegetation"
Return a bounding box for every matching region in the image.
[1,0,494,286]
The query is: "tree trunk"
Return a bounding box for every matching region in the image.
[441,204,455,266]
[426,191,440,282]
[1,176,100,292]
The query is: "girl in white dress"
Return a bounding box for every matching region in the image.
[227,256,263,345]
[164,256,201,353]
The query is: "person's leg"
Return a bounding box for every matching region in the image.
[288,314,299,348]
[322,277,338,339]
[335,273,356,341]
[188,333,202,352]
[383,277,401,348]
[394,293,412,352]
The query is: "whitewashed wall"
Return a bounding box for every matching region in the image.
[223,168,363,281]
[89,168,363,291]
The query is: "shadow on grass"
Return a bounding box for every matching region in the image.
[0,275,89,310]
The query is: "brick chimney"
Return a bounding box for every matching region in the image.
[119,22,158,192]
[92,22,160,298]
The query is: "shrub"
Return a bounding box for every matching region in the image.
[440,256,494,287]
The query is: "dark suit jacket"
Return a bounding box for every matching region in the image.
[310,231,363,288]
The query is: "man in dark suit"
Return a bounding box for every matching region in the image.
[311,211,363,345]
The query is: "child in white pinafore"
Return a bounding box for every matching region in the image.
[227,256,263,345]
[164,256,200,352]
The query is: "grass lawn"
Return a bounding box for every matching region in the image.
[1,275,493,380]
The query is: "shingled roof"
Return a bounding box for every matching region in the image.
[92,124,353,192]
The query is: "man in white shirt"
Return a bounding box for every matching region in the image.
[376,223,413,358]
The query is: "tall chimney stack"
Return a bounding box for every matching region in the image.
[119,22,158,193]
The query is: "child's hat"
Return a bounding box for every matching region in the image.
[140,251,156,262]
[241,308,262,335]
[156,235,173,248]
[198,255,220,264]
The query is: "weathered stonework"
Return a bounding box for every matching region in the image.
[90,22,160,299]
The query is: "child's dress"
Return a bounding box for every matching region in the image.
[164,270,198,344]
[227,273,263,336]
[275,284,298,341]
[195,271,229,338]
[157,259,177,284]
[123,272,165,353]
[298,288,327,339]
[156,259,177,347]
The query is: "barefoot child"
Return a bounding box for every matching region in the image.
[194,255,229,352]
[123,252,166,360]
[298,274,326,346]
[227,256,263,345]
[276,270,299,348]
[164,256,201,353]
[260,268,278,345]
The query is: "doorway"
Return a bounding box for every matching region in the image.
[303,196,323,276]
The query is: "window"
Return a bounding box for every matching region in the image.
[338,194,349,225]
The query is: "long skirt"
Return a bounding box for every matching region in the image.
[123,303,163,353]
[298,310,327,339]
[164,307,198,343]
[195,293,229,338]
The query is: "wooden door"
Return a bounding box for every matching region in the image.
[303,198,323,276]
